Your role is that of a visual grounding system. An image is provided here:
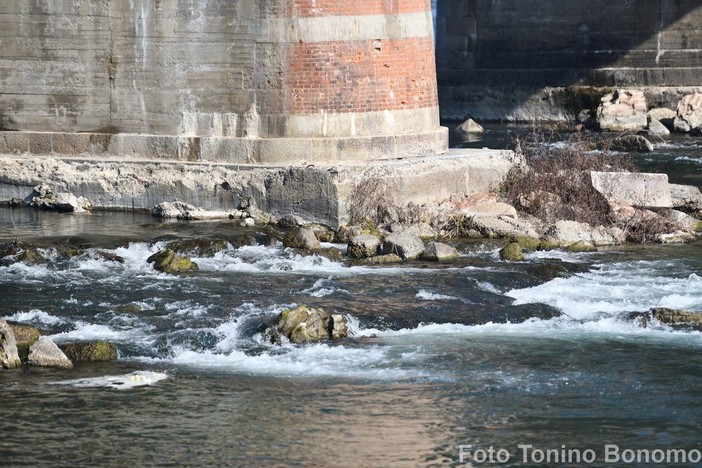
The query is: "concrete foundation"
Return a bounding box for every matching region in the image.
[0,148,518,229]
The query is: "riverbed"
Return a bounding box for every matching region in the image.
[2,130,702,467]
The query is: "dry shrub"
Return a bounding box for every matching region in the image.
[624,211,682,244]
[503,131,636,226]
[347,170,398,225]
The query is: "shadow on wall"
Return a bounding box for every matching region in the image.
[435,0,702,121]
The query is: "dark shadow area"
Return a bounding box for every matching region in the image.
[436,0,702,120]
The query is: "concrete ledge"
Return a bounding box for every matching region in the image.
[0,148,517,228]
[0,128,449,165]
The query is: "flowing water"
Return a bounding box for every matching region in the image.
[2,130,702,467]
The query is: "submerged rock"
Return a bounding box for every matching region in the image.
[60,341,118,362]
[270,305,349,345]
[28,336,73,369]
[0,320,22,369]
[147,249,199,273]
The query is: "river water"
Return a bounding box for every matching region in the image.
[2,129,702,467]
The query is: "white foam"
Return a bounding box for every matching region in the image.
[4,309,66,326]
[53,371,168,390]
[506,259,702,321]
[416,289,459,301]
[51,322,147,344]
[166,344,426,380]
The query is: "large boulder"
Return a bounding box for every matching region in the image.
[28,336,73,369]
[669,183,702,215]
[28,186,91,212]
[590,172,673,209]
[147,249,199,273]
[0,320,21,369]
[270,306,349,344]
[282,227,321,250]
[596,89,648,132]
[60,341,118,362]
[467,215,540,240]
[383,231,425,261]
[347,234,381,259]
[674,91,702,133]
[421,242,460,261]
[647,118,670,137]
[545,220,625,246]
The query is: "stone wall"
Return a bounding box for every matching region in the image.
[0,0,445,161]
[436,0,702,121]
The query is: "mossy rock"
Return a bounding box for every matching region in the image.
[566,241,597,253]
[362,254,403,265]
[168,238,230,257]
[17,249,44,264]
[512,236,541,252]
[537,240,561,251]
[8,323,41,362]
[695,221,702,233]
[60,341,118,362]
[115,303,142,313]
[500,242,524,262]
[147,249,199,273]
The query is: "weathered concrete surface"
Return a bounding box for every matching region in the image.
[590,172,673,209]
[0,148,519,229]
[0,0,445,160]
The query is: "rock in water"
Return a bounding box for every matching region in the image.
[383,231,425,261]
[28,336,73,369]
[347,234,381,259]
[168,238,230,257]
[455,118,484,134]
[0,320,21,369]
[499,242,524,262]
[652,308,702,327]
[609,135,654,153]
[421,242,460,261]
[8,322,41,362]
[597,89,648,132]
[674,91,702,133]
[271,306,349,344]
[147,249,199,273]
[60,341,118,362]
[282,227,321,250]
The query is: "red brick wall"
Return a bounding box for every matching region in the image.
[289,0,430,16]
[286,37,438,115]
[283,0,438,116]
